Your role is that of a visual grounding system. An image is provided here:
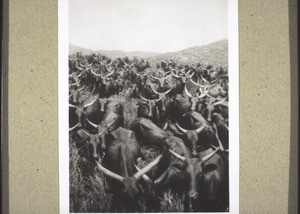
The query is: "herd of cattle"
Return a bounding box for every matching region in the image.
[69,52,229,212]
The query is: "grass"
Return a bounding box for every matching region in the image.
[69,94,186,212]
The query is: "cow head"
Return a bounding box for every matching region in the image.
[85,115,118,157]
[156,136,220,204]
[76,129,103,161]
[95,154,162,203]
[138,95,158,118]
[206,96,228,122]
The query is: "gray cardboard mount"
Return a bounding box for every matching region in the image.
[2,0,298,213]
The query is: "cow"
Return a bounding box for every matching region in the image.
[69,95,99,132]
[85,100,125,152]
[152,135,223,211]
[183,84,209,112]
[130,117,227,211]
[96,127,162,212]
[165,111,225,157]
[205,95,228,121]
[130,117,169,148]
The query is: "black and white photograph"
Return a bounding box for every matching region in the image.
[59,0,239,213]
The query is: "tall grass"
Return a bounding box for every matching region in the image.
[69,95,186,212]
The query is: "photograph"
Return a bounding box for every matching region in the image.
[59,0,239,213]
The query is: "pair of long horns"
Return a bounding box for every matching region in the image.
[154,147,220,184]
[132,68,150,76]
[165,146,220,167]
[95,154,163,182]
[85,116,117,132]
[69,96,98,109]
[150,73,172,81]
[175,123,206,134]
[140,91,169,103]
[184,85,209,99]
[150,85,172,96]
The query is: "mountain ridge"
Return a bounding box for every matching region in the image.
[69,39,228,66]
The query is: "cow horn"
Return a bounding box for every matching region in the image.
[175,123,188,134]
[195,123,206,134]
[75,64,83,71]
[83,130,90,137]
[210,76,220,84]
[150,74,160,80]
[190,78,205,87]
[155,94,166,102]
[168,149,186,162]
[77,71,83,78]
[133,154,163,180]
[200,74,209,84]
[213,96,228,106]
[200,147,220,164]
[171,70,181,78]
[95,161,124,182]
[70,80,81,86]
[69,104,76,108]
[154,167,170,185]
[140,94,150,102]
[134,164,152,182]
[132,68,142,76]
[150,85,160,95]
[77,85,85,92]
[105,66,115,76]
[86,118,98,128]
[83,97,97,108]
[69,123,80,132]
[90,69,102,77]
[184,85,193,98]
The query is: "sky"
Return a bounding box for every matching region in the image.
[69,0,228,53]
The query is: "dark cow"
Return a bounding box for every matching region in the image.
[85,100,125,152]
[130,117,169,148]
[184,84,209,112]
[165,111,225,156]
[205,95,228,121]
[69,95,99,131]
[137,93,169,127]
[153,135,222,211]
[211,113,229,150]
[190,148,228,211]
[96,127,162,212]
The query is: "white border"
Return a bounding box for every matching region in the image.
[59,0,239,213]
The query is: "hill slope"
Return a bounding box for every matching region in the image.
[149,40,228,66]
[69,39,228,66]
[69,44,161,58]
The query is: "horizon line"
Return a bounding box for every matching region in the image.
[69,38,228,54]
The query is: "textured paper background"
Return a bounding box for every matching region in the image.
[3,0,298,213]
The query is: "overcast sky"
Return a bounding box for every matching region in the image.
[69,0,227,53]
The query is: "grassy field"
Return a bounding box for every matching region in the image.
[69,94,185,212]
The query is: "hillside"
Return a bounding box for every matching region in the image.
[69,39,228,66]
[69,44,161,58]
[148,40,228,67]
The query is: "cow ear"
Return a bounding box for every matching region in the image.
[202,163,217,174]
